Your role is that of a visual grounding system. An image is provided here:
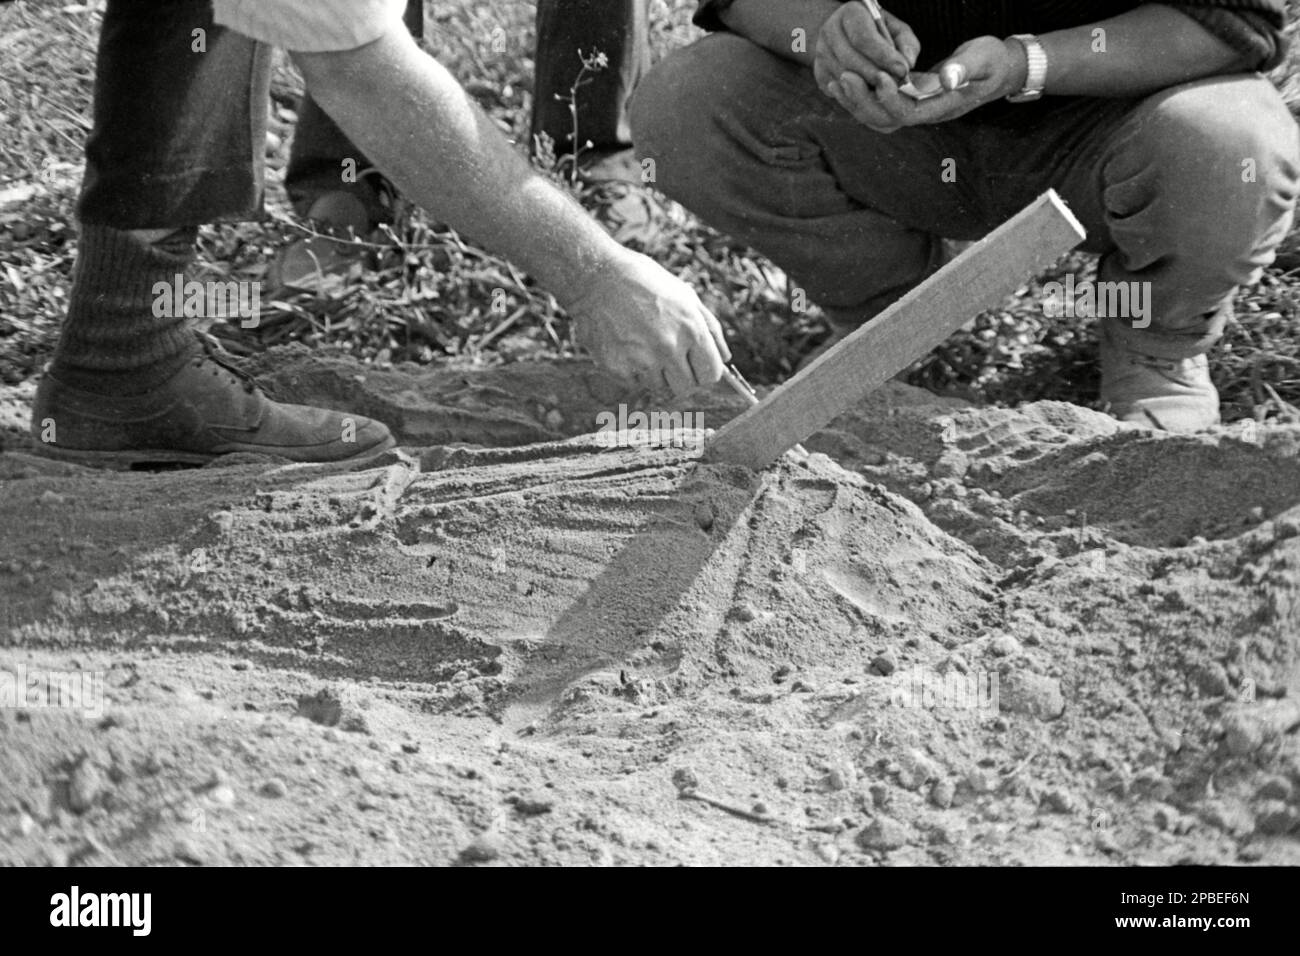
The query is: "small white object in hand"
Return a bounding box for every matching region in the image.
[899,71,944,100]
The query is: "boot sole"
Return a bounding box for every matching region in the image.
[29,434,397,471]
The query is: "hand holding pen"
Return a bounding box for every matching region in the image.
[817,1,988,131]
[813,0,919,114]
[860,0,969,98]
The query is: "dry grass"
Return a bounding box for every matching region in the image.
[1,0,1298,423]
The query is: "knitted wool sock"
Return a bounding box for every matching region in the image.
[49,224,202,396]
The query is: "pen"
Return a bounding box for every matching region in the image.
[860,0,896,53]
[860,0,962,97]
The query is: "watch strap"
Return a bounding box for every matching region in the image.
[1007,34,1048,103]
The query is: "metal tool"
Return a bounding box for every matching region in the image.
[720,363,809,459]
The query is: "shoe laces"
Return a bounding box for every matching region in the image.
[193,332,273,397]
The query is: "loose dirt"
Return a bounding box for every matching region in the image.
[1,349,1297,865]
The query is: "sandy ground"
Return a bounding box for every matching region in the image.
[1,350,1298,866]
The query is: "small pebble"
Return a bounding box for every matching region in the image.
[1195,663,1231,698]
[965,768,995,794]
[511,792,555,816]
[823,767,853,792]
[856,815,911,852]
[1256,775,1293,802]
[932,451,969,479]
[1152,804,1181,832]
[68,760,104,814]
[209,785,236,807]
[461,835,501,863]
[929,779,955,810]
[671,767,700,793]
[870,651,897,677]
[988,634,1021,657]
[999,672,1065,721]
[1221,713,1266,756]
[693,502,715,532]
[1255,801,1299,836]
[815,843,840,865]
[896,749,939,792]
[259,779,288,799]
[1041,788,1081,815]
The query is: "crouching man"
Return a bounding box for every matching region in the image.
[33,0,728,467]
[631,0,1299,432]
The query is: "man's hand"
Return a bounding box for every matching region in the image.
[831,35,1027,132]
[565,250,731,396]
[814,1,920,130]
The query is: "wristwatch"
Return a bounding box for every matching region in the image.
[1006,34,1048,103]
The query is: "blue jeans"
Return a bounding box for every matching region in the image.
[631,33,1300,357]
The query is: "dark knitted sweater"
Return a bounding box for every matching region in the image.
[694,1,1289,71]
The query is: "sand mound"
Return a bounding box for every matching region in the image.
[1,353,1297,865]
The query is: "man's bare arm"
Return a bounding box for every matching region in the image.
[292,28,728,394]
[1035,3,1250,97]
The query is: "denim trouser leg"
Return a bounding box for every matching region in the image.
[531,0,649,155]
[284,0,423,217]
[632,34,1300,355]
[1053,77,1300,358]
[78,0,272,229]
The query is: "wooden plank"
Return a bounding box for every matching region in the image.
[706,190,1086,470]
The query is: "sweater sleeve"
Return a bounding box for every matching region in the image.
[1167,4,1288,70]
